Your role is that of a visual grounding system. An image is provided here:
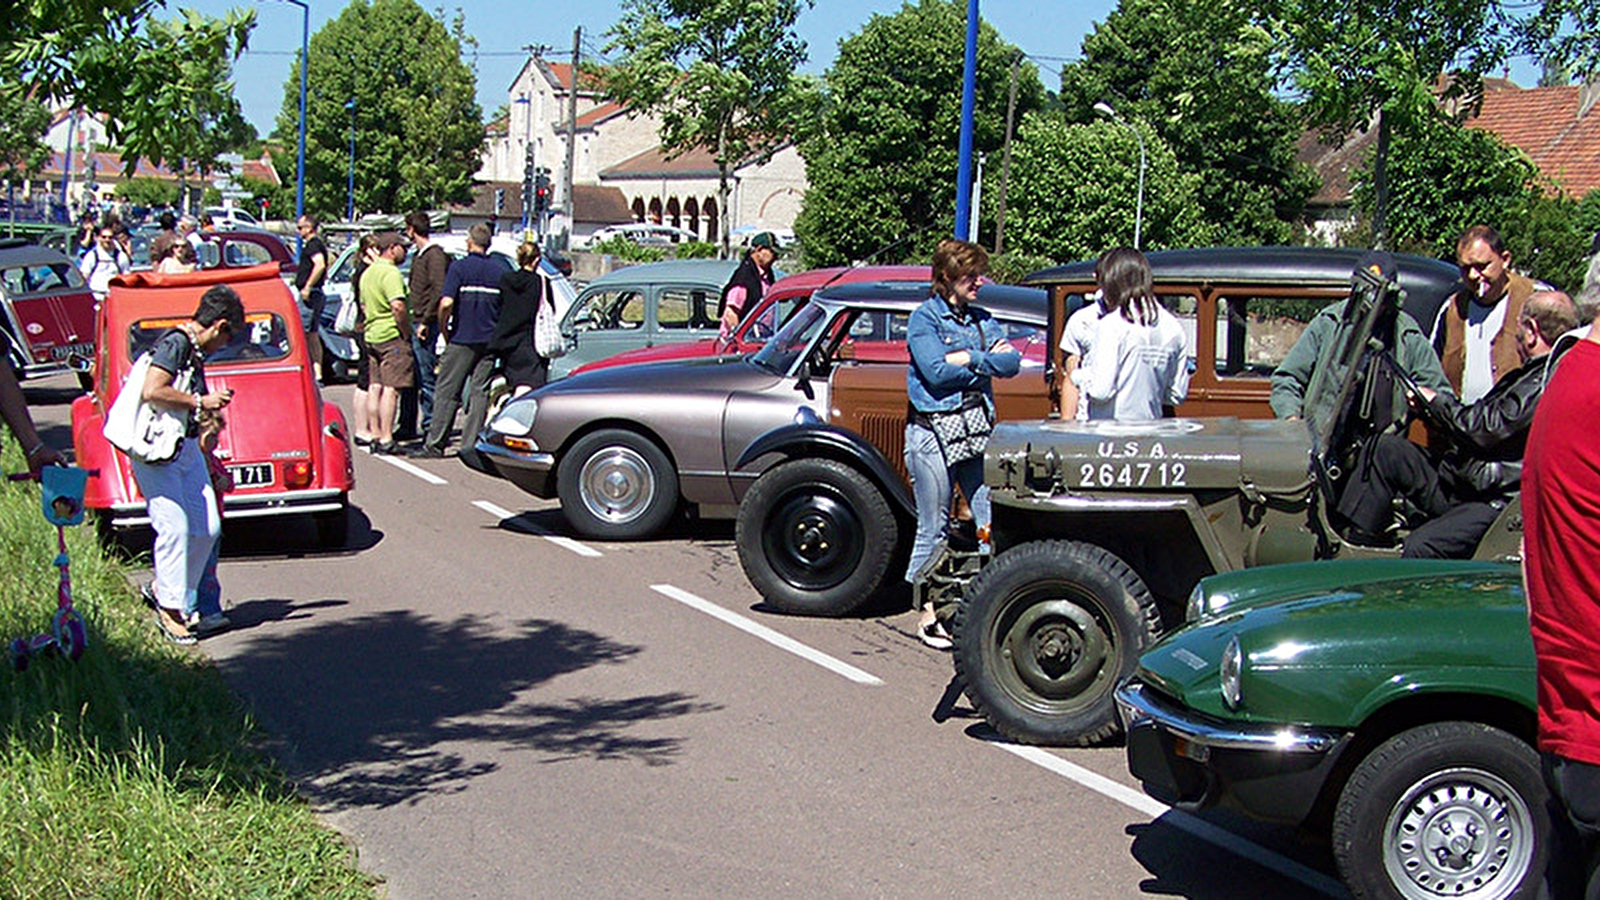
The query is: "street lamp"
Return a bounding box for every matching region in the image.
[1094,101,1146,250]
[514,93,531,232]
[266,0,308,252]
[345,98,356,222]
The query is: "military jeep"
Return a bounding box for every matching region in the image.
[943,249,1529,747]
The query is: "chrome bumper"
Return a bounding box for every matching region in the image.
[1115,680,1342,755]
[110,488,345,527]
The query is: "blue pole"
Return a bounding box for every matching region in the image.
[345,98,356,221]
[292,0,307,254]
[59,110,78,221]
[953,0,979,239]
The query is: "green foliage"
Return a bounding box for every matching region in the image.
[275,0,483,219]
[673,240,719,259]
[0,436,373,897]
[793,0,1044,267]
[113,177,178,207]
[600,0,818,251]
[985,251,1057,285]
[1579,189,1600,242]
[1057,0,1316,246]
[589,234,667,262]
[1509,191,1592,293]
[991,113,1209,265]
[0,91,50,182]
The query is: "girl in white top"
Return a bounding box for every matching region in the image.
[1072,247,1190,420]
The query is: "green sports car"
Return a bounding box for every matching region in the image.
[1115,558,1545,900]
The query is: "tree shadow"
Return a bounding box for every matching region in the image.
[219,609,719,810]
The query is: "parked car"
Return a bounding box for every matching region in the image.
[70,264,356,546]
[580,222,702,249]
[129,228,296,289]
[1117,558,1542,900]
[0,237,97,382]
[203,206,261,230]
[570,265,930,376]
[317,232,577,382]
[472,281,1050,545]
[908,247,1483,748]
[549,259,741,379]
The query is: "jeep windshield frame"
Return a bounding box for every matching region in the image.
[1301,267,1395,460]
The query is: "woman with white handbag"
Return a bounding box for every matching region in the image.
[128,285,244,644]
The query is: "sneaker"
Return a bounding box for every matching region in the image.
[155,607,198,645]
[407,444,446,459]
[918,619,954,651]
[193,613,231,636]
[373,440,401,455]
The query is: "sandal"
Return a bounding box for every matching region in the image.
[155,607,198,645]
[918,619,953,651]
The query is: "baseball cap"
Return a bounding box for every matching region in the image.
[750,231,777,250]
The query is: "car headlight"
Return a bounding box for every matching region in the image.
[1219,635,1243,709]
[1185,584,1232,623]
[490,397,538,437]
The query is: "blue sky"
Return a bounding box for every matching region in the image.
[176,0,1544,137]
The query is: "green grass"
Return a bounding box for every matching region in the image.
[0,437,376,898]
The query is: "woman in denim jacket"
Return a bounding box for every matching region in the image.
[905,239,1021,648]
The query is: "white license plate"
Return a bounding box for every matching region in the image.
[227,463,273,487]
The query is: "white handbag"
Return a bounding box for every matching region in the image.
[333,292,361,337]
[533,274,566,359]
[102,350,193,465]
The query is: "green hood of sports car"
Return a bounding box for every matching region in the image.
[1135,559,1534,728]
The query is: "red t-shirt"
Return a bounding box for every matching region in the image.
[1523,338,1600,765]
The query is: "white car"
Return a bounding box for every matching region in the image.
[581,222,702,249]
[202,206,261,230]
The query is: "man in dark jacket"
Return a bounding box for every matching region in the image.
[1340,289,1578,557]
[399,211,448,441]
[718,231,777,336]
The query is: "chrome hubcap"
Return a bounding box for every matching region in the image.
[1383,767,1532,899]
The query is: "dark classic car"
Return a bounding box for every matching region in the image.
[1116,558,1542,900]
[0,237,97,381]
[471,280,1049,541]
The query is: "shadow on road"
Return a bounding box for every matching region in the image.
[220,609,719,810]
[1127,810,1344,898]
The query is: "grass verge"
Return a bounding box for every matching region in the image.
[0,436,376,898]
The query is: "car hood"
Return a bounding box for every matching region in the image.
[1135,561,1533,727]
[535,353,781,398]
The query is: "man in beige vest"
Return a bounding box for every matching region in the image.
[1431,224,1538,403]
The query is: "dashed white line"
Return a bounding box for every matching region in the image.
[992,743,1345,898]
[472,500,602,557]
[650,584,884,686]
[373,453,448,485]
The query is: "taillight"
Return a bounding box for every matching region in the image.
[285,460,314,489]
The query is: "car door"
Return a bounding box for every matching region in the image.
[555,285,648,378]
[652,283,721,350]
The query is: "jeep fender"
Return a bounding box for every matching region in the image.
[736,423,915,518]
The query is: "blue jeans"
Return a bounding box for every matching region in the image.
[184,540,222,619]
[398,326,437,436]
[903,421,988,584]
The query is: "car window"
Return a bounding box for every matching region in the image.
[0,267,24,295]
[1214,295,1323,377]
[223,241,273,267]
[1,263,85,294]
[657,287,718,330]
[129,313,293,364]
[570,288,645,332]
[751,301,831,374]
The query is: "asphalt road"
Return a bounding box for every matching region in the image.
[25,374,1350,898]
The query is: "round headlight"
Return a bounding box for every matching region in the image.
[1220,635,1243,709]
[1185,583,1205,623]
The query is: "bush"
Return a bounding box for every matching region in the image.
[588,235,666,263]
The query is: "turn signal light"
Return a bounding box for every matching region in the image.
[976,525,991,546]
[503,437,535,452]
[285,460,314,489]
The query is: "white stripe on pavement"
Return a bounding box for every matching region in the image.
[472,500,602,558]
[992,743,1345,898]
[650,584,884,686]
[374,453,448,485]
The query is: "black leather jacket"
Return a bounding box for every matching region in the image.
[1424,352,1549,499]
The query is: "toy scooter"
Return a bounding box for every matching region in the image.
[6,466,95,671]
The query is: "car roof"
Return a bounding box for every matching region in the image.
[0,239,77,268]
[812,280,1048,324]
[769,264,929,295]
[104,264,294,325]
[584,259,740,287]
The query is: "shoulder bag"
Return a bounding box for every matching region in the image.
[102,337,196,465]
[925,392,994,466]
[334,290,361,337]
[533,274,566,359]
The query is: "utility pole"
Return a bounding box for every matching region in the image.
[563,26,580,252]
[994,50,1021,255]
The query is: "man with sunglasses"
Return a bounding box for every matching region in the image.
[79,224,130,302]
[1431,224,1541,403]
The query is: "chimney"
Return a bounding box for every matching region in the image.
[1582,77,1599,120]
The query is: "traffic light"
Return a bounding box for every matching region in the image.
[494,188,505,214]
[534,167,551,214]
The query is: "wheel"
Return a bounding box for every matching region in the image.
[735,458,899,617]
[557,429,679,539]
[52,609,87,662]
[1332,721,1547,900]
[8,637,29,672]
[953,540,1160,746]
[315,504,350,548]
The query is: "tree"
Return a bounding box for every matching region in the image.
[599,0,818,254]
[275,0,482,218]
[1057,0,1317,246]
[114,176,179,208]
[1266,0,1597,247]
[794,0,1044,267]
[992,113,1208,264]
[0,92,50,185]
[2,3,255,178]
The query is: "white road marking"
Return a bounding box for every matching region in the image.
[472,500,602,558]
[374,453,447,485]
[993,743,1345,898]
[650,584,884,686]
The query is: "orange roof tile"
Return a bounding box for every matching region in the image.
[1467,83,1600,199]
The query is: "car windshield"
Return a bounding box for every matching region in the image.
[1301,270,1393,457]
[1,261,87,294]
[129,312,293,364]
[749,301,832,375]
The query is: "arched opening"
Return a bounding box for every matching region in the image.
[685,198,700,236]
[647,198,663,224]
[703,197,718,245]
[666,197,681,229]
[630,197,646,222]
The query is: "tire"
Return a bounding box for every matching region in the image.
[52,609,87,662]
[557,429,679,540]
[953,540,1160,746]
[735,458,899,617]
[1332,721,1547,900]
[315,503,350,548]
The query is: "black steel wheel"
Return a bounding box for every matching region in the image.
[953,540,1160,745]
[735,458,898,617]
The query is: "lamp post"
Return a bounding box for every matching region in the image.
[1093,101,1145,250]
[514,93,531,233]
[345,98,356,222]
[267,0,309,253]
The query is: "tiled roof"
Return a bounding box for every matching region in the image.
[574,101,626,130]
[1466,82,1600,199]
[543,61,605,94]
[36,151,280,187]
[600,142,790,180]
[1295,128,1374,206]
[452,181,634,226]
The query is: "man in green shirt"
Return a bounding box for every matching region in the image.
[360,232,412,454]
